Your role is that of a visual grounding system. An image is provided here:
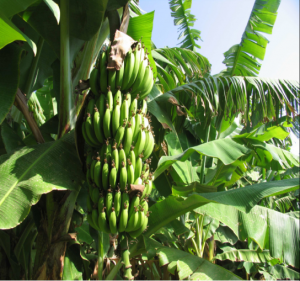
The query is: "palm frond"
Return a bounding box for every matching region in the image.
[169,0,202,50]
[220,0,281,76]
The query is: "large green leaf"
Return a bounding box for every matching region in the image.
[221,0,281,76]
[214,249,273,263]
[196,203,300,268]
[1,122,25,154]
[145,178,299,237]
[62,244,84,280]
[0,44,23,125]
[259,264,300,280]
[0,0,39,17]
[0,131,84,229]
[153,138,251,179]
[143,236,241,280]
[127,11,157,78]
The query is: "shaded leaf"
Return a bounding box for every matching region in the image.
[1,122,25,154]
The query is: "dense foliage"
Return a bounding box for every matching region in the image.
[0,0,299,280]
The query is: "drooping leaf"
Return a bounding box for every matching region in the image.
[0,130,84,229]
[221,0,281,76]
[0,44,23,125]
[169,0,202,50]
[214,249,273,263]
[259,264,300,280]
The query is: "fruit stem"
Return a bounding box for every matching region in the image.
[97,231,105,280]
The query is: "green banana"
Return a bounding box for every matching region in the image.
[128,211,148,238]
[93,157,102,188]
[143,129,154,160]
[84,113,101,147]
[133,128,146,158]
[103,104,111,139]
[141,198,149,215]
[114,188,121,219]
[129,96,138,116]
[125,206,140,232]
[107,88,113,113]
[109,207,117,234]
[102,158,109,190]
[122,50,135,91]
[112,101,121,136]
[135,154,143,181]
[99,51,108,93]
[114,121,126,147]
[116,60,124,89]
[122,189,130,208]
[123,122,133,157]
[118,144,126,171]
[139,66,154,99]
[108,69,117,94]
[132,206,144,231]
[109,161,117,190]
[111,142,119,173]
[100,139,112,164]
[133,110,142,142]
[98,207,111,233]
[90,67,100,96]
[126,42,141,90]
[127,159,135,185]
[120,96,129,124]
[91,188,100,205]
[119,161,127,192]
[134,177,143,186]
[90,156,97,182]
[124,93,131,109]
[92,209,99,230]
[87,213,98,230]
[113,89,122,109]
[106,189,113,217]
[130,54,148,96]
[118,203,128,233]
[129,113,136,137]
[93,107,105,144]
[129,146,136,171]
[96,94,106,120]
[86,97,96,114]
[98,194,105,212]
[128,194,140,218]
[141,99,148,115]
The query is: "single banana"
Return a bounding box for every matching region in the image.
[141,198,149,215]
[98,193,105,212]
[123,122,133,157]
[114,120,126,147]
[111,142,119,174]
[102,158,109,190]
[127,159,135,185]
[133,110,143,142]
[85,113,101,147]
[105,189,113,217]
[90,67,100,96]
[116,61,124,89]
[96,94,106,120]
[128,194,140,218]
[118,144,126,171]
[103,104,111,139]
[129,96,138,116]
[99,51,108,94]
[100,139,112,165]
[113,89,122,109]
[109,161,117,190]
[134,176,143,186]
[124,92,131,109]
[98,207,111,233]
[129,146,136,171]
[129,113,136,137]
[119,161,127,192]
[141,99,148,115]
[114,188,121,219]
[126,42,142,90]
[118,203,128,233]
[91,188,100,205]
[120,96,129,125]
[143,129,154,161]
[112,101,121,137]
[107,87,114,113]
[134,128,146,161]
[93,107,105,144]
[82,122,97,147]
[109,207,118,234]
[132,206,144,231]
[139,68,154,100]
[93,156,102,188]
[108,69,117,94]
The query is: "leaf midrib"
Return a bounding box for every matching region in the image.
[0,141,60,208]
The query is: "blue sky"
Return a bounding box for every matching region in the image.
[139,0,299,154]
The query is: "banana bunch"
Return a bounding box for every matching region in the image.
[89,40,154,100]
[85,147,154,238]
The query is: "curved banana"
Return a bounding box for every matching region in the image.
[112,101,121,137]
[98,207,111,233]
[118,203,128,233]
[125,206,139,232]
[108,70,117,94]
[128,194,140,218]
[122,50,135,91]
[101,158,109,190]
[98,194,105,212]
[90,67,100,96]
[127,159,135,185]
[130,54,148,96]
[133,110,142,142]
[133,129,146,160]
[109,207,117,234]
[93,157,102,188]
[119,161,127,192]
[123,122,133,157]
[118,144,126,171]
[113,89,122,109]
[99,51,108,94]
[109,162,117,190]
[129,146,136,171]
[85,113,101,147]
[107,88,113,113]
[114,188,121,219]
[105,189,113,217]
[116,61,124,89]
[126,42,141,90]
[96,94,106,120]
[120,97,129,125]
[129,96,138,116]
[103,104,111,139]
[111,142,119,174]
[114,121,126,147]
[143,129,154,160]
[82,122,97,147]
[139,66,154,99]
[128,212,148,238]
[141,99,147,115]
[93,108,105,144]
